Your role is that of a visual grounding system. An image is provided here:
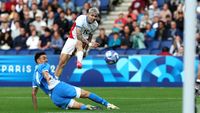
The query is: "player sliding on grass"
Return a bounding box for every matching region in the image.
[55,7,100,78]
[32,52,119,111]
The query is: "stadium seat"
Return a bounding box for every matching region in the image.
[74,0,88,7]
[29,49,43,55]
[125,49,138,55]
[5,49,18,55]
[88,49,99,55]
[115,48,126,55]
[0,50,6,55]
[18,49,30,55]
[160,40,173,49]
[100,0,110,13]
[44,49,55,55]
[148,40,161,50]
[150,49,162,55]
[138,49,150,55]
[99,48,112,55]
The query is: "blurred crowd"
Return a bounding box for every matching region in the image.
[0,0,105,54]
[0,0,200,56]
[95,0,200,56]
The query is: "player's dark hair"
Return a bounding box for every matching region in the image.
[34,52,46,63]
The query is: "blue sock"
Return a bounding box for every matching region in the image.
[80,105,87,110]
[88,93,109,106]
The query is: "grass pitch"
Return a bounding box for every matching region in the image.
[0,87,194,113]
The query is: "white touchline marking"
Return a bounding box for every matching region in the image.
[0,97,182,100]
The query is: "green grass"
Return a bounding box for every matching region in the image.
[0,87,195,113]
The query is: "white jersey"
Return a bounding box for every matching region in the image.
[69,15,98,40]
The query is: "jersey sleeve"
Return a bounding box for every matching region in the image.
[75,15,85,29]
[38,63,50,73]
[32,80,38,88]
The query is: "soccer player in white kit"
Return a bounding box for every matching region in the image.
[55,7,99,78]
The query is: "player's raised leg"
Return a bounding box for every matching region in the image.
[55,38,77,77]
[75,40,84,69]
[80,89,119,109]
[55,54,71,78]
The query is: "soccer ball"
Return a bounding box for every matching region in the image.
[105,50,119,64]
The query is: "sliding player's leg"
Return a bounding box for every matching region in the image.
[80,89,119,109]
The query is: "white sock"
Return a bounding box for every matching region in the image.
[197,79,200,83]
[76,51,83,63]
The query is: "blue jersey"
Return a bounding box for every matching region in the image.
[32,63,60,95]
[32,63,81,109]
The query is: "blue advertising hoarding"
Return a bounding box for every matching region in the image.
[0,55,198,87]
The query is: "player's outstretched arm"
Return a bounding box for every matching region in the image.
[32,87,38,111]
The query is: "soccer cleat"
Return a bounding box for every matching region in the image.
[86,105,102,110]
[76,61,82,69]
[107,103,120,110]
[195,81,200,96]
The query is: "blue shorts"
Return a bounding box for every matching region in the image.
[51,82,81,109]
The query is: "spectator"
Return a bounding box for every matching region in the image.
[155,20,168,40]
[126,15,134,33]
[130,26,145,49]
[108,32,121,48]
[144,23,156,46]
[112,13,127,33]
[62,0,75,12]
[0,2,8,14]
[165,21,182,40]
[160,3,172,22]
[13,27,28,50]
[5,0,16,12]
[81,3,91,15]
[38,28,51,50]
[45,11,55,30]
[0,27,12,50]
[95,28,108,48]
[15,0,23,13]
[173,45,184,56]
[126,7,137,21]
[51,30,64,54]
[54,11,70,38]
[26,29,40,50]
[175,11,184,32]
[22,11,33,32]
[158,47,172,56]
[88,0,101,9]
[51,0,61,13]
[41,0,49,12]
[148,0,161,20]
[31,12,47,36]
[10,12,21,32]
[8,4,16,20]
[120,26,132,49]
[29,3,42,19]
[11,21,21,39]
[65,8,73,22]
[139,13,152,31]
[130,0,146,13]
[169,35,182,54]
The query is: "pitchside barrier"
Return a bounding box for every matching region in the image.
[0,55,198,87]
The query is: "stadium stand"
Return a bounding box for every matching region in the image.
[150,49,162,55]
[0,0,199,57]
[125,49,138,55]
[88,49,100,55]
